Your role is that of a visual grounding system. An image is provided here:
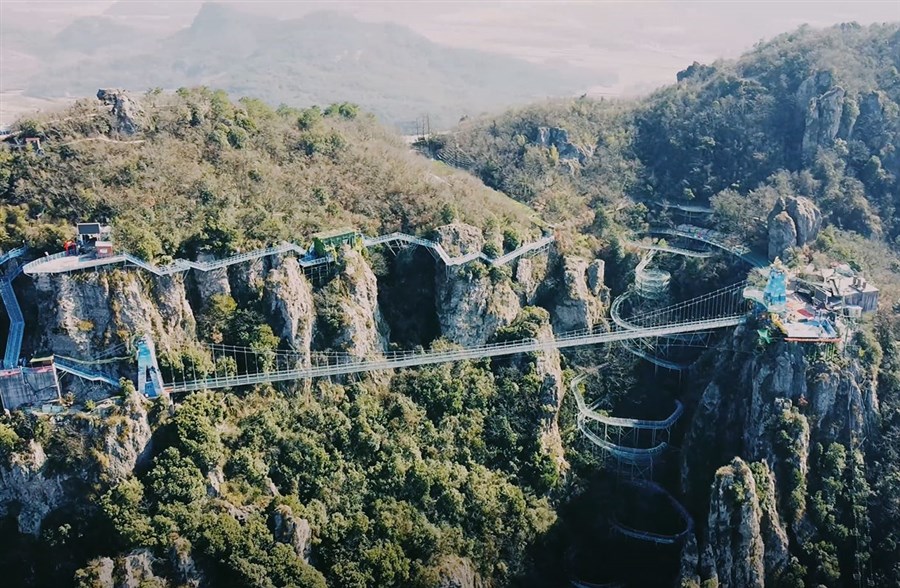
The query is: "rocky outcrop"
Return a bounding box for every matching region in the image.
[531,314,566,469]
[533,126,592,162]
[100,390,153,482]
[192,253,231,302]
[785,196,822,245]
[169,536,204,587]
[706,458,766,588]
[682,327,880,586]
[434,224,521,346]
[431,555,483,588]
[321,248,389,357]
[35,270,195,361]
[767,196,821,260]
[437,268,521,346]
[586,259,605,295]
[433,223,483,258]
[753,461,790,580]
[0,441,68,536]
[270,504,313,562]
[229,257,266,303]
[513,255,551,305]
[78,550,165,588]
[264,257,315,361]
[796,71,845,162]
[118,550,166,588]
[550,256,606,333]
[97,89,143,135]
[768,210,797,261]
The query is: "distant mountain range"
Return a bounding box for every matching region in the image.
[12,3,603,131]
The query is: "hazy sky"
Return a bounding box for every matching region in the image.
[1,0,897,124]
[4,1,897,95]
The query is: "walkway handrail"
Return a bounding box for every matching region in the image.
[53,357,120,386]
[571,373,684,431]
[0,248,27,368]
[648,225,767,267]
[625,239,713,259]
[610,479,694,545]
[24,231,554,276]
[0,247,27,266]
[165,315,745,393]
[0,278,23,369]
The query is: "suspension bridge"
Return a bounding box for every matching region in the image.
[45,279,751,398]
[162,282,748,394]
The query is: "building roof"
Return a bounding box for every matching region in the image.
[824,275,879,296]
[77,222,110,236]
[312,227,358,240]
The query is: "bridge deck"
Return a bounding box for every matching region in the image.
[165,315,744,393]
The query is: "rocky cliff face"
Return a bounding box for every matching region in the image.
[33,270,196,362]
[96,88,143,136]
[705,458,766,588]
[434,223,522,346]
[317,248,390,357]
[767,196,822,260]
[77,549,167,588]
[192,253,231,303]
[269,504,313,562]
[530,316,567,469]
[431,555,484,588]
[99,390,154,482]
[0,441,68,536]
[550,256,607,333]
[264,257,315,362]
[797,71,845,163]
[681,326,880,585]
[533,126,593,162]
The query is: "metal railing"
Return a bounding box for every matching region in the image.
[648,225,767,267]
[165,314,745,393]
[0,248,27,368]
[53,357,120,386]
[25,231,554,276]
[571,373,684,430]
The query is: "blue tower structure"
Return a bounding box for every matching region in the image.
[136,336,165,398]
[763,261,787,313]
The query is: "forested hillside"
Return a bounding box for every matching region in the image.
[1,87,540,259]
[2,20,900,588]
[446,22,899,241]
[435,21,900,588]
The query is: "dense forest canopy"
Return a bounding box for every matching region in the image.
[1,19,900,588]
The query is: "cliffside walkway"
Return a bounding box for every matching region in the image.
[22,231,555,277]
[609,480,694,545]
[571,373,683,467]
[571,373,694,545]
[0,247,27,368]
[648,224,767,268]
[54,358,120,386]
[625,238,714,259]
